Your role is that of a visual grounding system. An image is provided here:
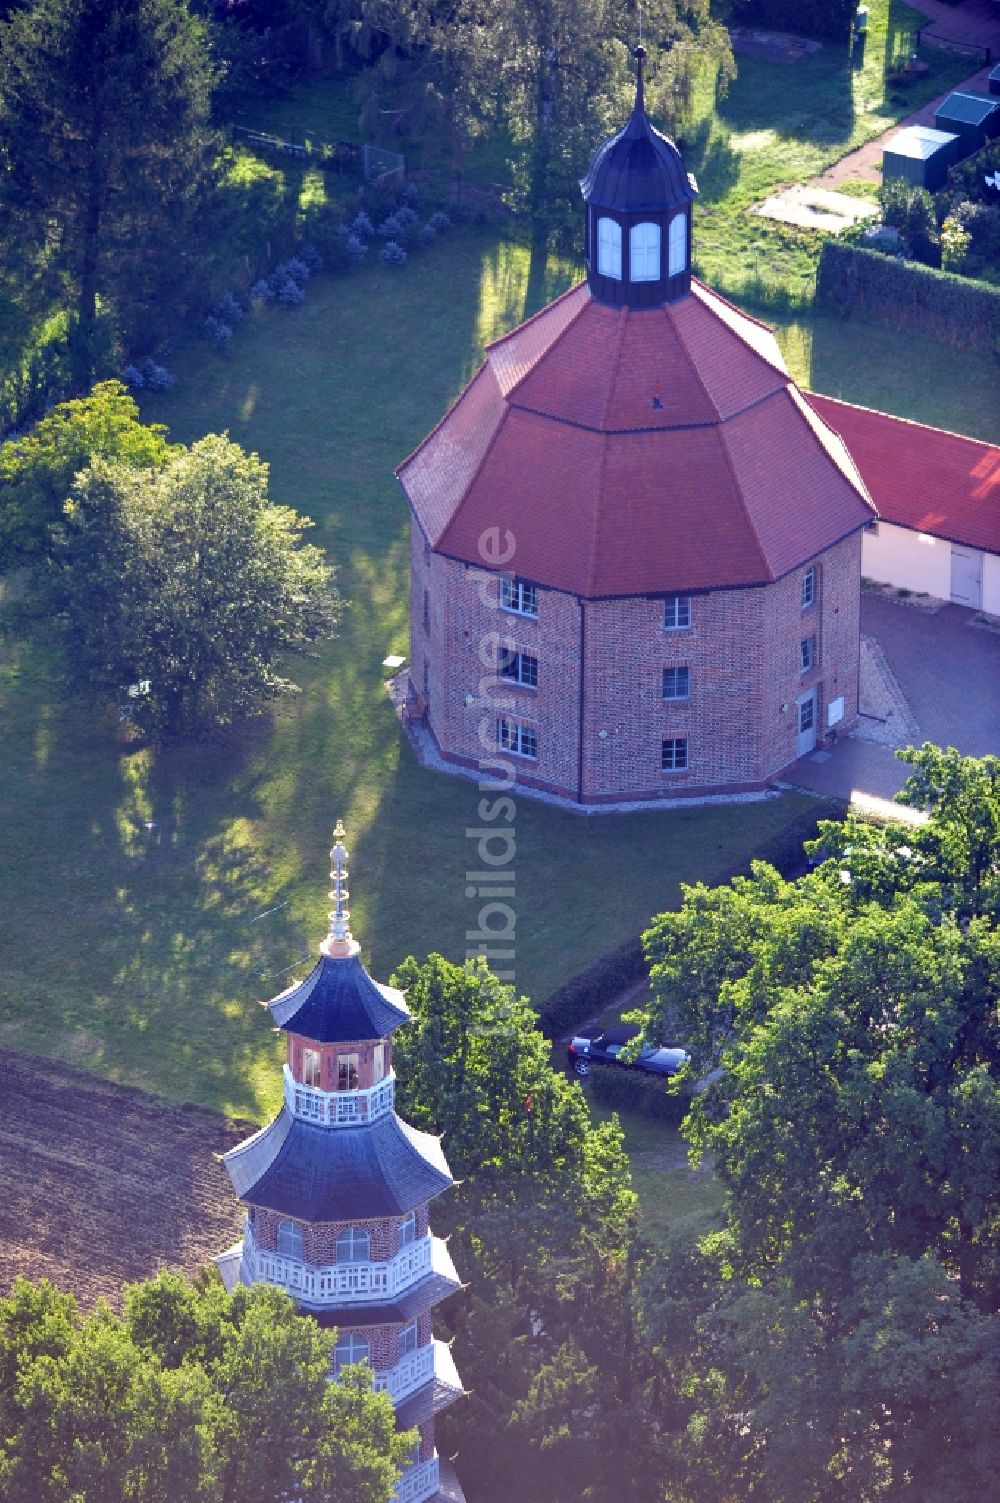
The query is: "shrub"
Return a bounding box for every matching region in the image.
[538,937,646,1040]
[378,212,404,239]
[428,210,451,232]
[817,240,1000,350]
[122,363,145,389]
[212,292,244,324]
[380,240,407,265]
[281,256,311,286]
[350,210,374,238]
[587,1062,693,1124]
[202,314,234,346]
[249,279,274,305]
[420,223,437,244]
[274,276,306,305]
[296,242,323,273]
[879,178,940,266]
[940,215,972,274]
[137,358,174,390]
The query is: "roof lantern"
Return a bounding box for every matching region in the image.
[581,44,698,307]
[268,822,410,1043]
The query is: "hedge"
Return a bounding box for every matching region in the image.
[537,799,842,1040]
[816,240,1000,352]
[730,0,855,43]
[588,1061,693,1124]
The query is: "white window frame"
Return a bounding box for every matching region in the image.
[664,594,692,631]
[372,1041,386,1082]
[497,717,537,760]
[662,665,690,701]
[276,1219,304,1259]
[668,213,687,277]
[800,636,817,674]
[302,1047,321,1088]
[398,1211,416,1249]
[336,1052,359,1091]
[597,216,622,280]
[336,1226,371,1263]
[802,567,817,611]
[334,1332,370,1372]
[499,647,538,689]
[630,221,661,282]
[399,1319,419,1358]
[662,737,689,773]
[500,577,538,618]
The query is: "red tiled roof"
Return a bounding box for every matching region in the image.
[805,394,1000,556]
[397,282,875,598]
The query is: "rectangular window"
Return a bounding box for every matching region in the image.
[499,647,538,689]
[302,1048,321,1088]
[372,1042,386,1082]
[662,665,690,701]
[668,212,688,277]
[500,577,538,618]
[800,636,817,674]
[497,717,537,760]
[400,1319,419,1357]
[629,221,661,282]
[597,216,622,280]
[661,737,688,772]
[802,567,816,610]
[664,594,692,631]
[337,1053,359,1092]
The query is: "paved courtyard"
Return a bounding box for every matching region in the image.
[784,595,1000,809]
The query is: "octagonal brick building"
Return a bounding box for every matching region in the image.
[397,51,877,806]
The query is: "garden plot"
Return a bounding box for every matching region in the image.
[0,1050,247,1309]
[753,184,879,232]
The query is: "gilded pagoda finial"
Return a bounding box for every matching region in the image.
[323,818,354,956]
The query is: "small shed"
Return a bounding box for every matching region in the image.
[933,91,1000,158]
[882,126,960,190]
[988,63,1000,100]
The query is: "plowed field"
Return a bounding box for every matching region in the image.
[0,1050,252,1309]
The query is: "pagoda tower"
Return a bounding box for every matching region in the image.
[217,824,466,1503]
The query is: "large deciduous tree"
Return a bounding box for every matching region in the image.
[0,0,217,384]
[638,747,1000,1502]
[42,431,339,736]
[0,379,175,570]
[0,1273,412,1503]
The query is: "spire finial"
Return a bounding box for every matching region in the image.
[322,818,356,958]
[634,42,647,117]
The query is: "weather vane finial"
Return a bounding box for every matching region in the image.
[323,819,354,956]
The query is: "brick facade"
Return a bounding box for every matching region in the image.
[414,521,862,803]
[251,1204,429,1262]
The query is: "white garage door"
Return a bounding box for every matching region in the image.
[950,546,982,609]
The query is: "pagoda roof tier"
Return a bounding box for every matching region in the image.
[223,1108,452,1219]
[269,950,409,1043]
[394,1340,465,1429]
[396,280,875,599]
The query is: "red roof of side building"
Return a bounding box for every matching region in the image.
[805,393,1000,557]
[397,281,875,599]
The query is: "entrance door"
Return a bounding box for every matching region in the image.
[950,546,982,608]
[796,690,817,757]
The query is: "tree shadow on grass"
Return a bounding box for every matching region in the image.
[716,49,856,147]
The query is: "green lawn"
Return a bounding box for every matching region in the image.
[592,1104,725,1250]
[0,230,828,1122]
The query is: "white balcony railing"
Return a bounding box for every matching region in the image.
[393,1455,440,1503]
[373,1340,437,1405]
[243,1222,434,1306]
[283,1062,395,1126]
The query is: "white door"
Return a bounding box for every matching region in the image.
[796,690,817,757]
[950,546,982,608]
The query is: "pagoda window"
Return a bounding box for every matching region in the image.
[668,213,687,277]
[302,1047,321,1088]
[372,1042,386,1082]
[337,1052,360,1091]
[399,1211,416,1249]
[400,1319,419,1358]
[597,217,622,280]
[336,1226,371,1263]
[276,1219,303,1259]
[630,222,661,282]
[334,1332,370,1372]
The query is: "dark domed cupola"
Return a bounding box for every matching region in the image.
[581,45,698,307]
